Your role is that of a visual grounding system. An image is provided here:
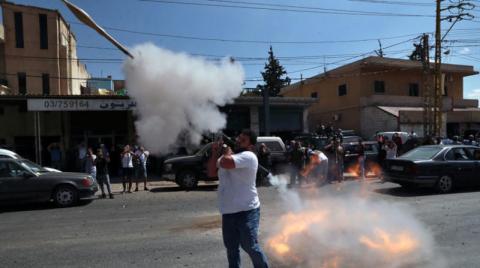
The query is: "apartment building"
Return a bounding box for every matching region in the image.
[0,1,90,95]
[281,56,479,138]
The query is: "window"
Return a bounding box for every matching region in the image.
[0,162,10,177]
[445,148,470,161]
[338,84,347,96]
[374,81,385,94]
[399,147,443,160]
[42,74,50,95]
[409,83,419,96]
[263,141,284,152]
[17,73,26,95]
[39,14,48,49]
[311,92,318,98]
[14,12,24,48]
[464,148,480,160]
[0,162,26,177]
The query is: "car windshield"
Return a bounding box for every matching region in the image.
[399,147,443,160]
[19,159,49,173]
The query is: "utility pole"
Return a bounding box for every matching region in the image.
[434,0,442,137]
[432,0,474,137]
[421,33,432,137]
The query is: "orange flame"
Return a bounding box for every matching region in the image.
[345,162,360,178]
[300,153,321,177]
[267,210,328,258]
[359,228,418,255]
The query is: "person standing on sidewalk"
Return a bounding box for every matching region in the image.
[134,146,149,191]
[85,148,97,181]
[95,149,114,199]
[217,129,269,268]
[121,145,134,193]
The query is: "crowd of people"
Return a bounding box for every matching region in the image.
[78,143,150,198]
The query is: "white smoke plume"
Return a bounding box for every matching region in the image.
[123,43,245,154]
[267,175,445,268]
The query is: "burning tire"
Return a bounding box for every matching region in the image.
[176,170,198,189]
[436,175,453,194]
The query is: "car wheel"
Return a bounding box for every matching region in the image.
[176,170,198,189]
[436,175,453,194]
[53,185,78,207]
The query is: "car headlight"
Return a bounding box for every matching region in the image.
[164,163,172,172]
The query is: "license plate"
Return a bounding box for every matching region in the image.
[391,165,404,171]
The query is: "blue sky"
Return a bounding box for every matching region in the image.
[6,0,480,101]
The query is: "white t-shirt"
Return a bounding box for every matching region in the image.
[217,151,260,215]
[318,152,328,162]
[122,152,133,168]
[385,145,397,159]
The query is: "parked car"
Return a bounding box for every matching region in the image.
[0,148,61,172]
[0,158,98,207]
[384,145,480,193]
[342,141,380,176]
[341,135,363,143]
[162,136,286,189]
[341,129,356,137]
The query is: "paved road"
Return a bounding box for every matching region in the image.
[1,180,480,267]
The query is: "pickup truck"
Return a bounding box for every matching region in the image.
[162,137,287,189]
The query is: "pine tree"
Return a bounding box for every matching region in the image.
[256,46,291,96]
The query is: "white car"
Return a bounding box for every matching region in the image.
[0,148,61,172]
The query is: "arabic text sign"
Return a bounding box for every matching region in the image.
[27,99,137,111]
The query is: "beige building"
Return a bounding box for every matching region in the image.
[0,1,90,95]
[281,56,479,138]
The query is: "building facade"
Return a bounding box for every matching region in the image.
[0,1,90,95]
[0,95,314,172]
[281,56,479,138]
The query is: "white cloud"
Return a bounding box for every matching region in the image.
[459,47,471,55]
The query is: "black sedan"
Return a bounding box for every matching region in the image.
[384,145,480,193]
[0,159,98,207]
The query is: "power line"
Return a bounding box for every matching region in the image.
[348,0,434,6]
[71,21,421,45]
[139,0,435,17]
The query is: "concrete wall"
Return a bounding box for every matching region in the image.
[360,106,398,139]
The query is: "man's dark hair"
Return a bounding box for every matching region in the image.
[241,129,257,145]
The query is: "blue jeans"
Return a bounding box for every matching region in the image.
[222,208,269,268]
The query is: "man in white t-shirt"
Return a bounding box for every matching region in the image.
[217,129,269,268]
